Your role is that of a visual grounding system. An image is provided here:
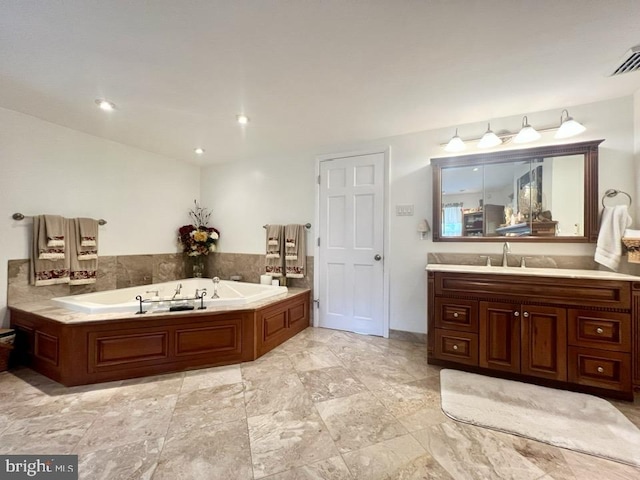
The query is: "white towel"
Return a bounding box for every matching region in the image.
[595,205,632,271]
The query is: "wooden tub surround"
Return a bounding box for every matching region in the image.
[427,266,640,401]
[9,289,310,386]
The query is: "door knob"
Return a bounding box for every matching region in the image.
[374,254,382,261]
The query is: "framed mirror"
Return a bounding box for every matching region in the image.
[432,140,603,242]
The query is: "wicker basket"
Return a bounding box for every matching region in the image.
[0,342,13,372]
[622,237,640,263]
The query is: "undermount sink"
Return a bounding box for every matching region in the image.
[425,263,640,281]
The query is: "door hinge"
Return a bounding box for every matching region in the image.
[313,299,320,309]
[317,175,321,185]
[317,237,320,247]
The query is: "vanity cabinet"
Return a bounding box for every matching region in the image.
[480,302,567,380]
[427,269,637,400]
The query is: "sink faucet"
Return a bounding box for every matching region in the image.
[502,242,511,267]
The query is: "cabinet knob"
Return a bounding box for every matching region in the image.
[452,344,459,350]
[513,311,520,317]
[596,327,604,334]
[523,311,529,318]
[597,366,604,374]
[453,312,459,318]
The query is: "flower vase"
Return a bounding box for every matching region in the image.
[190,256,205,278]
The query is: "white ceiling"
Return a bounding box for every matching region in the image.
[1,1,639,165]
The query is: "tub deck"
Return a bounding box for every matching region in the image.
[8,288,310,386]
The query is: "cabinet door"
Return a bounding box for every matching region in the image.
[479,301,520,373]
[521,305,567,381]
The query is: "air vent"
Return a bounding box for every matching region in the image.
[611,46,640,76]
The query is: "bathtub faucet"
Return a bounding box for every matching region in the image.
[212,277,220,299]
[146,290,159,297]
[172,283,183,299]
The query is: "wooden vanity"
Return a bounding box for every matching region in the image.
[427,266,639,400]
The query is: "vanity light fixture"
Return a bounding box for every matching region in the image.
[194,148,205,155]
[237,114,250,125]
[477,123,502,148]
[95,99,116,111]
[555,109,586,139]
[444,128,466,152]
[513,116,541,144]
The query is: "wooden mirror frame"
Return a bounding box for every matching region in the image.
[431,139,604,242]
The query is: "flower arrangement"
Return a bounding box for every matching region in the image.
[178,201,220,256]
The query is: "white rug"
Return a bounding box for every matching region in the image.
[440,369,640,467]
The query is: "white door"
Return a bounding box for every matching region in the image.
[317,152,386,336]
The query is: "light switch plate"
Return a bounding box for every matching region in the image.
[396,204,414,216]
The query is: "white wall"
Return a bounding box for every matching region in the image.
[199,154,316,254]
[201,96,637,334]
[0,107,201,326]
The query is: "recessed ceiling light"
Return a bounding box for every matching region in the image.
[194,148,205,155]
[95,99,116,111]
[236,114,249,125]
[473,167,479,172]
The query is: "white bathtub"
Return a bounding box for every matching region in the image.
[51,278,288,314]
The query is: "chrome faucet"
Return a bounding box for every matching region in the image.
[145,289,159,297]
[172,283,183,299]
[502,242,511,267]
[212,277,220,299]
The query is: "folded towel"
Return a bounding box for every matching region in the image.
[595,205,632,271]
[624,229,640,238]
[265,224,284,277]
[285,224,306,278]
[75,218,98,260]
[78,217,98,247]
[37,214,66,260]
[69,218,97,285]
[44,214,65,248]
[30,216,69,286]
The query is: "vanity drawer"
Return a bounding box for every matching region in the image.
[434,329,478,366]
[568,310,630,352]
[435,298,478,333]
[568,346,631,392]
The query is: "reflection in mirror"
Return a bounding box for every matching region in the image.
[432,140,602,242]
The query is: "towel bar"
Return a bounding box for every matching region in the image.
[263,223,311,229]
[12,213,107,225]
[601,189,632,208]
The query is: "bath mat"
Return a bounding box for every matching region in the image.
[440,369,640,467]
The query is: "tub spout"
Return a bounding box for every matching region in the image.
[212,277,220,299]
[172,283,183,299]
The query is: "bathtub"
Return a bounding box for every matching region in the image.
[52,278,288,314]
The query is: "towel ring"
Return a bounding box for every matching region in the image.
[601,189,632,208]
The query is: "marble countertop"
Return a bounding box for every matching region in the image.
[9,288,311,324]
[426,264,640,281]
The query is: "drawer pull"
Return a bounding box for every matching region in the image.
[514,311,520,317]
[523,311,529,318]
[596,327,604,334]
[597,366,604,373]
[453,312,459,318]
[452,344,459,350]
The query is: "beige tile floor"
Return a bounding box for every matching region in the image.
[0,326,639,479]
